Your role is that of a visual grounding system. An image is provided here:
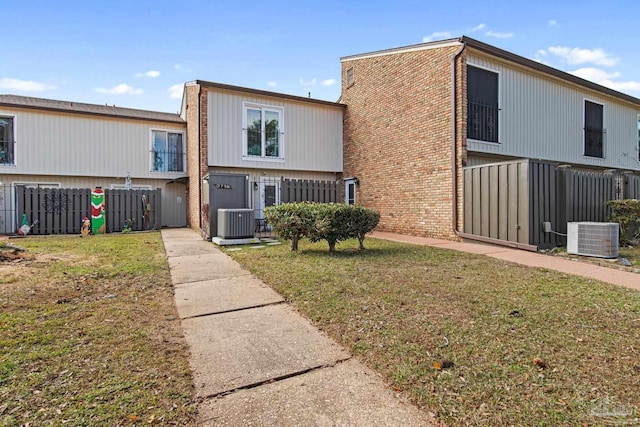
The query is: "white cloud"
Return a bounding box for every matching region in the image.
[168,84,183,99]
[95,83,143,95]
[570,67,620,82]
[267,81,277,88]
[299,78,317,87]
[0,77,56,92]
[537,49,548,56]
[549,20,558,27]
[135,70,160,78]
[601,80,640,92]
[485,30,513,38]
[469,23,486,32]
[322,79,336,86]
[174,64,182,70]
[422,31,452,42]
[547,46,618,66]
[570,67,640,93]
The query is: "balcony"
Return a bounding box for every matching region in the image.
[584,127,605,159]
[468,101,499,143]
[151,150,186,173]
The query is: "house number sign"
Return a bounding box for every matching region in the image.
[213,184,232,189]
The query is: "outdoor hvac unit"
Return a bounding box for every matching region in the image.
[217,208,254,239]
[566,222,619,258]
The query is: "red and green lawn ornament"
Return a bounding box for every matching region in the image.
[17,213,38,236]
[81,216,91,237]
[91,188,106,234]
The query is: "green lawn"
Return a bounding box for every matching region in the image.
[0,234,195,426]
[227,238,640,426]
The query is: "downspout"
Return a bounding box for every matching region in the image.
[450,39,537,251]
[197,84,202,233]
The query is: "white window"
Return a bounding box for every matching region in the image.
[110,184,152,190]
[243,102,284,160]
[0,116,16,166]
[151,130,185,172]
[13,181,60,189]
[345,178,358,205]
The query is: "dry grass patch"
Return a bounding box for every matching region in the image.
[227,238,640,426]
[0,233,195,426]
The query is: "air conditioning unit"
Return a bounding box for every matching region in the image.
[217,209,254,239]
[566,222,619,258]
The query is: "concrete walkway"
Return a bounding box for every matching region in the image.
[370,231,640,292]
[161,228,439,427]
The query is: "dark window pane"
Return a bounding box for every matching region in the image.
[168,133,184,172]
[265,111,279,157]
[467,66,499,143]
[0,117,15,165]
[247,109,262,156]
[264,185,277,207]
[346,182,355,205]
[585,101,604,158]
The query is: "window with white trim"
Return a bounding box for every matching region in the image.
[151,130,185,172]
[584,100,605,158]
[467,65,499,143]
[0,116,15,165]
[243,103,284,159]
[345,178,357,205]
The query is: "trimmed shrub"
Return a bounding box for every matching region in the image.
[346,205,381,250]
[264,202,380,253]
[264,202,315,251]
[308,203,352,254]
[606,199,640,246]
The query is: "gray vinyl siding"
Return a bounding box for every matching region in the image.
[0,108,187,179]
[207,90,343,172]
[466,53,640,171]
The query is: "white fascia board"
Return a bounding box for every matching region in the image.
[341,40,462,63]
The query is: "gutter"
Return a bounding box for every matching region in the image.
[198,85,203,232]
[449,39,538,252]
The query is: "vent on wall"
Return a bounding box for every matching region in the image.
[566,222,619,258]
[217,209,254,239]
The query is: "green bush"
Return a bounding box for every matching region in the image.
[347,205,381,250]
[264,203,380,253]
[308,203,353,254]
[606,199,640,246]
[264,202,315,251]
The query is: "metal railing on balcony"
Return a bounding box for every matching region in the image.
[584,127,605,158]
[468,101,499,143]
[151,150,186,173]
[0,140,14,165]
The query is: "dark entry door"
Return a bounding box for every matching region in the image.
[208,174,248,238]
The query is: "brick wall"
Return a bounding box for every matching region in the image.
[341,45,466,239]
[185,84,209,232]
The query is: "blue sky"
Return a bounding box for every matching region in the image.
[3,0,640,113]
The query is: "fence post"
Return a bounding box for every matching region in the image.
[556,165,572,234]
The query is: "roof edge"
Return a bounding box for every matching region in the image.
[461,36,640,106]
[0,95,185,124]
[195,80,346,107]
[340,38,463,62]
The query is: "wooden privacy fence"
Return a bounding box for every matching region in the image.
[463,159,640,249]
[280,179,339,203]
[16,187,161,235]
